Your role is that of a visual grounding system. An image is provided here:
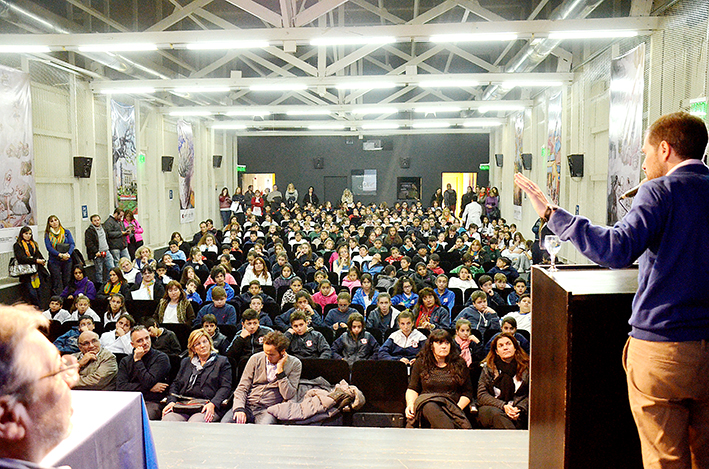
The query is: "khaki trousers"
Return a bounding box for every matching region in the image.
[623,337,709,469]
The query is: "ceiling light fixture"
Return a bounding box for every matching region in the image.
[286,109,331,116]
[79,43,157,52]
[0,45,51,53]
[429,33,518,43]
[226,110,271,117]
[173,86,231,93]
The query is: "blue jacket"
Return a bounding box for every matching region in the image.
[352,288,379,309]
[275,307,324,332]
[53,327,81,354]
[205,283,235,302]
[332,331,380,365]
[435,288,456,312]
[549,163,709,342]
[193,303,237,326]
[378,329,427,361]
[454,306,500,338]
[391,293,418,309]
[45,229,75,263]
[324,307,358,328]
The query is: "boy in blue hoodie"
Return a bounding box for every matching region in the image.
[53,315,95,353]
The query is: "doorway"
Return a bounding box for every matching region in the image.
[441,173,477,213]
[241,173,275,192]
[324,176,348,206]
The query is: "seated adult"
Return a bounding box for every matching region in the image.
[130,265,165,300]
[72,330,118,390]
[162,329,232,423]
[285,311,331,360]
[405,329,473,429]
[222,331,302,424]
[193,287,237,326]
[61,265,96,300]
[378,310,427,365]
[484,316,530,355]
[155,280,195,325]
[226,309,274,368]
[96,267,131,300]
[54,314,95,354]
[116,325,171,420]
[332,313,379,365]
[477,332,529,429]
[365,293,400,338]
[143,317,182,356]
[324,292,358,331]
[411,287,450,330]
[100,312,135,355]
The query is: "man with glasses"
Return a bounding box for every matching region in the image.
[0,306,78,468]
[72,331,117,391]
[116,325,170,420]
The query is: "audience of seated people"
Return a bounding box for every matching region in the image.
[43,186,543,429]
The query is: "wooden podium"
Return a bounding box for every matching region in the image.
[529,265,643,469]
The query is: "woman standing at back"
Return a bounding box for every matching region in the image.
[44,215,75,296]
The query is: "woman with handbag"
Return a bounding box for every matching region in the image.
[12,226,48,306]
[162,328,232,423]
[44,215,75,296]
[123,209,144,261]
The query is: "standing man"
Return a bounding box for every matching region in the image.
[443,183,457,212]
[116,325,170,420]
[267,184,283,208]
[85,214,114,286]
[104,208,131,264]
[515,111,709,468]
[223,331,301,425]
[0,306,77,467]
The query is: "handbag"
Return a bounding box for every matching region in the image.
[55,243,70,254]
[9,258,37,277]
[170,394,209,414]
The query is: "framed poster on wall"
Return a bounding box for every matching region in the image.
[352,169,377,195]
[397,177,421,200]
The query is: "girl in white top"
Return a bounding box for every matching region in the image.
[240,256,272,288]
[119,257,140,284]
[100,313,134,354]
[69,295,101,323]
[448,266,478,295]
[103,293,127,323]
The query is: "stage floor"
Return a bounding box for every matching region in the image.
[150,422,529,468]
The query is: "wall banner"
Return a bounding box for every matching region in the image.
[111,100,138,213]
[512,113,524,220]
[546,90,562,205]
[0,65,38,252]
[607,43,645,225]
[177,120,195,224]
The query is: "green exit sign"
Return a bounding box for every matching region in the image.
[236,164,246,172]
[479,163,490,171]
[690,98,707,121]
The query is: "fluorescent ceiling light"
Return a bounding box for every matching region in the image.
[185,40,269,50]
[226,110,271,117]
[212,123,247,130]
[414,106,461,114]
[0,45,51,53]
[335,82,398,90]
[173,86,231,93]
[501,81,563,89]
[430,33,518,43]
[308,124,345,130]
[478,104,526,113]
[412,121,451,129]
[361,123,400,130]
[310,36,396,46]
[351,107,399,115]
[169,110,212,117]
[419,80,479,88]
[462,119,503,127]
[79,43,157,52]
[549,30,638,40]
[100,87,155,95]
[250,83,308,91]
[286,109,331,116]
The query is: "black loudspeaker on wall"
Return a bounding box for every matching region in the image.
[494,154,504,167]
[399,157,410,169]
[568,154,584,177]
[213,155,223,168]
[522,153,532,170]
[162,156,174,172]
[313,157,324,169]
[73,156,93,178]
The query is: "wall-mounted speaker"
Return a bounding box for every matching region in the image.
[313,157,324,169]
[399,157,410,169]
[494,154,503,167]
[162,156,174,172]
[522,153,532,170]
[213,155,223,168]
[568,154,584,177]
[73,156,93,178]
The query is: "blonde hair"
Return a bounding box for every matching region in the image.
[187,328,216,359]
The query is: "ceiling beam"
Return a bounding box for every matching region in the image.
[454,0,507,21]
[222,0,283,27]
[145,0,216,31]
[349,0,406,24]
[294,0,350,27]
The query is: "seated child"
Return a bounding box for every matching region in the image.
[54,314,96,354]
[454,318,485,367]
[324,292,358,331]
[193,287,237,326]
[455,290,501,339]
[43,295,71,323]
[434,274,456,312]
[312,279,338,311]
[185,278,203,305]
[365,293,400,338]
[285,311,332,359]
[226,309,274,367]
[142,317,181,355]
[201,313,229,355]
[466,275,505,311]
[484,316,531,355]
[205,266,235,302]
[332,313,380,365]
[378,311,427,365]
[506,278,528,306]
[99,313,134,355]
[280,276,304,308]
[502,294,532,334]
[391,277,419,310]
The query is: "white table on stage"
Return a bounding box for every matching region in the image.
[42,391,158,469]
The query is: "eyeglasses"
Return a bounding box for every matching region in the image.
[40,355,80,387]
[79,338,100,347]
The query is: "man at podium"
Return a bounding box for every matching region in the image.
[515,111,709,469]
